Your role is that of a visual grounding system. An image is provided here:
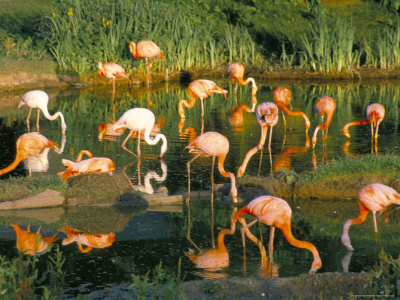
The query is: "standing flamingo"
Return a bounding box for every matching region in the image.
[18,90,67,134]
[178,79,228,119]
[311,96,336,149]
[129,40,165,84]
[112,108,167,158]
[12,224,58,256]
[228,195,322,275]
[273,87,310,135]
[98,61,131,97]
[341,183,400,251]
[227,62,257,97]
[342,103,385,140]
[237,102,279,177]
[0,132,59,177]
[186,131,237,204]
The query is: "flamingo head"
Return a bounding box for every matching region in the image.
[223,90,228,100]
[342,126,351,139]
[308,259,322,275]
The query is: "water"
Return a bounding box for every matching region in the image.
[0,81,400,296]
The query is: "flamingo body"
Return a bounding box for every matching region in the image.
[341,183,400,251]
[12,224,57,256]
[19,90,66,133]
[178,79,228,119]
[312,96,336,148]
[113,108,167,158]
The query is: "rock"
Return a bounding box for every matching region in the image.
[0,189,64,210]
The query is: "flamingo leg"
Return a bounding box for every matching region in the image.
[36,108,40,131]
[268,125,273,149]
[146,57,150,87]
[211,156,215,205]
[281,110,286,131]
[186,153,202,205]
[112,78,116,98]
[28,157,32,177]
[137,131,141,157]
[26,107,33,132]
[269,226,275,261]
[384,206,400,223]
[200,98,204,118]
[121,129,138,157]
[258,125,268,150]
[257,148,263,177]
[372,211,378,241]
[375,122,381,140]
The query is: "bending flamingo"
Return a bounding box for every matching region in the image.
[186,131,237,204]
[19,90,66,134]
[227,62,257,96]
[0,132,59,177]
[228,195,322,275]
[273,87,310,135]
[312,96,336,149]
[12,224,58,256]
[342,103,385,140]
[57,150,116,182]
[129,40,165,84]
[341,183,400,251]
[98,61,131,96]
[112,108,167,158]
[237,102,279,177]
[178,79,228,119]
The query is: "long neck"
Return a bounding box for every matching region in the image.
[216,154,237,202]
[0,156,22,176]
[312,113,334,147]
[342,120,370,138]
[41,107,67,131]
[143,128,168,157]
[216,229,232,250]
[239,77,256,88]
[280,222,321,271]
[279,105,310,132]
[178,96,197,118]
[341,200,369,250]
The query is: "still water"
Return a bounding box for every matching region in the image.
[0,80,400,296]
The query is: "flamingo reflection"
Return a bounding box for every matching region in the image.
[237,102,279,177]
[273,87,310,135]
[273,136,310,173]
[12,224,58,256]
[57,150,116,182]
[178,119,198,145]
[178,79,228,120]
[62,224,115,253]
[0,132,60,177]
[228,95,257,128]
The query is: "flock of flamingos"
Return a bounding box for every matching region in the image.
[2,40,400,278]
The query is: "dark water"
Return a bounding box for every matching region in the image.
[0,81,400,297]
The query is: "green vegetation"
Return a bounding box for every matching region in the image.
[1,0,400,77]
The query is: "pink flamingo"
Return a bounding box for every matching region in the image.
[312,96,336,149]
[341,183,400,251]
[98,61,131,96]
[227,62,257,96]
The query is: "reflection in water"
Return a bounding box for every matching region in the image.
[273,136,310,172]
[123,158,167,194]
[0,132,60,177]
[178,119,198,145]
[57,150,116,182]
[227,95,257,129]
[311,96,336,149]
[12,224,58,256]
[62,224,115,253]
[18,90,67,135]
[341,251,353,273]
[237,102,279,177]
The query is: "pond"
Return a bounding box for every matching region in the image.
[0,80,400,297]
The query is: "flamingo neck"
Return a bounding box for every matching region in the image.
[41,107,67,131]
[0,155,23,176]
[342,120,371,138]
[143,128,168,157]
[279,105,310,130]
[178,97,197,118]
[216,154,237,202]
[341,201,369,250]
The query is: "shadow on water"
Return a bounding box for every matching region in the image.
[1,81,400,295]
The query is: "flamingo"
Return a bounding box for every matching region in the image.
[273,87,310,135]
[227,195,322,275]
[227,62,257,97]
[237,102,279,177]
[129,40,165,84]
[62,224,115,253]
[12,224,58,256]
[0,132,59,177]
[342,103,385,140]
[178,79,228,119]
[311,96,336,149]
[18,90,67,134]
[57,150,116,182]
[97,61,131,97]
[185,131,237,204]
[341,183,400,251]
[112,108,167,158]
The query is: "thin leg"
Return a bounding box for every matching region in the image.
[36,109,40,131]
[211,156,215,204]
[121,130,138,157]
[268,125,273,149]
[281,110,286,131]
[146,57,150,87]
[137,157,142,186]
[373,211,378,241]
[258,125,268,150]
[26,107,33,132]
[112,78,116,98]
[257,148,263,177]
[375,122,381,139]
[268,227,275,261]
[200,98,204,118]
[137,131,141,157]
[28,157,32,177]
[186,153,201,205]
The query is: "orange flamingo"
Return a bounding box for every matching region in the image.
[228,195,322,275]
[57,150,116,182]
[129,40,165,84]
[341,183,400,251]
[18,90,67,134]
[0,132,59,177]
[12,224,58,256]
[178,79,228,119]
[311,96,336,149]
[273,87,310,135]
[97,61,131,96]
[112,108,167,158]
[237,102,279,177]
[342,103,385,140]
[62,224,115,253]
[227,62,257,97]
[186,131,237,204]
